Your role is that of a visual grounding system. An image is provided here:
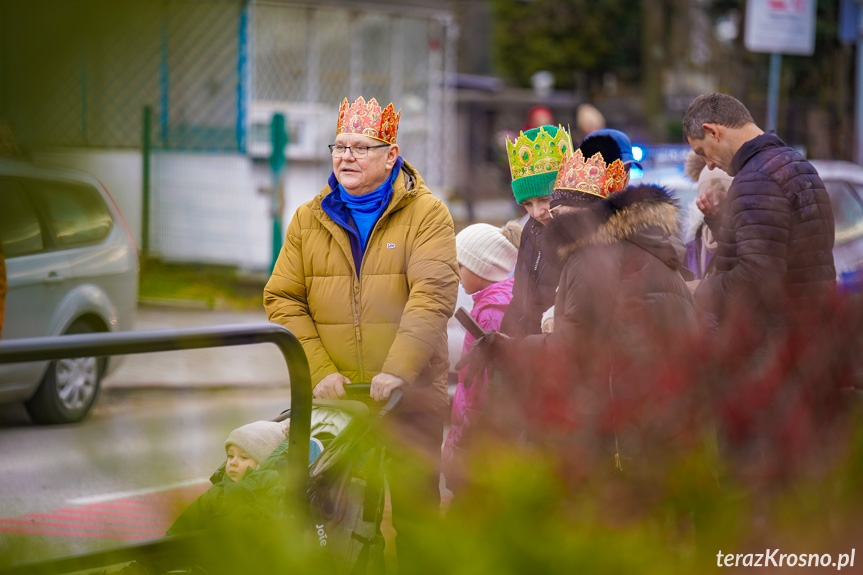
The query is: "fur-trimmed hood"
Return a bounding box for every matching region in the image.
[545,184,686,271]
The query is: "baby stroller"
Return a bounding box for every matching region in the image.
[273,384,402,575]
[119,385,401,575]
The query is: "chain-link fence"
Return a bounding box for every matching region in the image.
[1,0,456,269]
[252,3,451,186]
[1,0,242,151]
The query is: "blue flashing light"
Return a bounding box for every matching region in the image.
[632,145,644,162]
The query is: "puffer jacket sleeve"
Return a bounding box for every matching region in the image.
[380,197,458,384]
[264,208,338,384]
[695,174,790,315]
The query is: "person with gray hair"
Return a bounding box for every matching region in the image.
[682,92,835,329]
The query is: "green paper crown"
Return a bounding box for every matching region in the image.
[506,125,571,203]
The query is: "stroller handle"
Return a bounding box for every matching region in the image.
[344,383,403,417]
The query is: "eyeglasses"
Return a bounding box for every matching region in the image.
[328,143,389,158]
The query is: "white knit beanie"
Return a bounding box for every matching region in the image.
[225,420,288,465]
[456,223,518,283]
[697,164,734,197]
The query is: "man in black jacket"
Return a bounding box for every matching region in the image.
[683,92,835,329]
[683,93,839,496]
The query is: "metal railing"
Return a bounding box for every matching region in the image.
[0,322,311,575]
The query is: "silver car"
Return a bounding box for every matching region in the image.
[809,160,863,291]
[0,158,138,423]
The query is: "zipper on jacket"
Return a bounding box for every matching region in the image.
[350,276,365,382]
[352,183,407,380]
[350,279,362,341]
[350,167,411,383]
[354,309,362,342]
[530,248,544,294]
[530,224,544,287]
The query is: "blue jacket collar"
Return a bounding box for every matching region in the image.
[320,156,405,275]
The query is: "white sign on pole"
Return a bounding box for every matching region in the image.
[744,0,817,55]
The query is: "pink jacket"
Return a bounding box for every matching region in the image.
[443,278,514,460]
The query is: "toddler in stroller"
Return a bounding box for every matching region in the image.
[119,420,323,574]
[166,419,323,536]
[121,391,394,575]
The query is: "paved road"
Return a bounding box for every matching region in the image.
[0,302,302,569]
[0,387,291,567]
[103,304,292,389]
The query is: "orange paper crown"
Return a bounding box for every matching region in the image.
[336,96,401,145]
[553,149,628,198]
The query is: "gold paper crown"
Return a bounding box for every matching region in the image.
[505,125,572,181]
[336,96,401,145]
[553,149,628,198]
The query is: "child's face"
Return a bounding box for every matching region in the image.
[225,444,259,482]
[458,263,486,295]
[520,196,551,225]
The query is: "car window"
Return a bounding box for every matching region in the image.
[826,180,863,244]
[0,178,44,256]
[31,179,113,246]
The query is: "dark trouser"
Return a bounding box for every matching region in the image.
[384,408,444,574]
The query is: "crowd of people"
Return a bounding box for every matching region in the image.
[151,92,858,572]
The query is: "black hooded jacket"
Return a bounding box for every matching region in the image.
[500,216,562,337]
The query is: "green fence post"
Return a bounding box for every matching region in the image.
[270,113,288,272]
[141,106,152,258]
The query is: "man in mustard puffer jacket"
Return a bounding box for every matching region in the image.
[264,96,458,569]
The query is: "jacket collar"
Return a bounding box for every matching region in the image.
[317,156,422,216]
[471,276,514,307]
[325,156,405,202]
[731,131,786,176]
[308,159,427,273]
[544,184,681,260]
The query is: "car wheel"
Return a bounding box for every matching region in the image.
[24,320,106,424]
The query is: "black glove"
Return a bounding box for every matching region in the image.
[455,330,510,388]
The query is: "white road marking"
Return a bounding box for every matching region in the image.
[67,477,210,505]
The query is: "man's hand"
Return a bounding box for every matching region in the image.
[696,179,728,218]
[314,372,351,399]
[370,372,406,402]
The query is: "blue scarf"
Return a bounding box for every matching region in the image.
[337,165,399,248]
